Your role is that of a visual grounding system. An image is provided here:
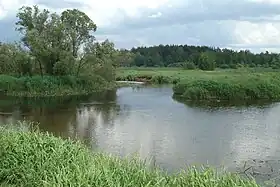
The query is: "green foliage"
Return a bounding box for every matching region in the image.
[219,64,230,69]
[173,73,280,100]
[118,45,280,71]
[61,9,97,58]
[114,49,135,67]
[249,63,257,68]
[0,75,25,92]
[151,75,171,84]
[0,5,117,96]
[0,43,32,76]
[167,62,184,67]
[116,69,173,84]
[183,61,196,70]
[0,123,258,187]
[229,63,238,69]
[0,75,113,96]
[197,51,216,70]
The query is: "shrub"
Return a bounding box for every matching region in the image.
[183,61,196,70]
[219,64,230,69]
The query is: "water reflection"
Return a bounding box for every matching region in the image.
[0,91,121,145]
[1,86,280,185]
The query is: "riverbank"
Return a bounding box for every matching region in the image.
[0,123,258,187]
[117,67,280,101]
[0,75,116,97]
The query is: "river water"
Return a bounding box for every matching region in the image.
[1,85,280,185]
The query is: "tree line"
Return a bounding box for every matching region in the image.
[117,45,280,70]
[1,5,279,75]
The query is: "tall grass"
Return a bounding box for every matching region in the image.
[0,75,115,97]
[0,122,258,187]
[173,74,280,100]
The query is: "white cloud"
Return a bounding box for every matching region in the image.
[0,0,36,19]
[83,0,168,27]
[231,21,280,52]
[234,21,280,44]
[1,0,280,52]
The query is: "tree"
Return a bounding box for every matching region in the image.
[16,5,50,76]
[271,56,280,69]
[117,43,280,70]
[114,49,135,67]
[134,53,146,67]
[14,5,107,77]
[79,39,116,81]
[197,52,216,70]
[61,9,97,58]
[0,43,32,75]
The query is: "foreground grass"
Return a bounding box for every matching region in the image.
[0,124,258,187]
[0,75,115,97]
[117,67,280,101]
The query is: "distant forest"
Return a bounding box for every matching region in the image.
[117,45,280,70]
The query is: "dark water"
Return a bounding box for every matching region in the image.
[1,85,280,185]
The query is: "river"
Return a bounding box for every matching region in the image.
[1,85,280,185]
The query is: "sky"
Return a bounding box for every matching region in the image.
[1,0,280,52]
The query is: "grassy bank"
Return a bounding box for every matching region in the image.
[0,75,115,97]
[0,123,258,187]
[173,73,280,101]
[117,67,280,101]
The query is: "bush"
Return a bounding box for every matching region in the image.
[167,63,184,67]
[229,64,238,69]
[0,123,258,187]
[219,64,230,69]
[197,52,216,71]
[151,75,171,84]
[249,63,257,68]
[183,61,196,70]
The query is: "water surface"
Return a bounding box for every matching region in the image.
[1,85,280,185]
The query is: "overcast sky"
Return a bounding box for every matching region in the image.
[1,0,280,52]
